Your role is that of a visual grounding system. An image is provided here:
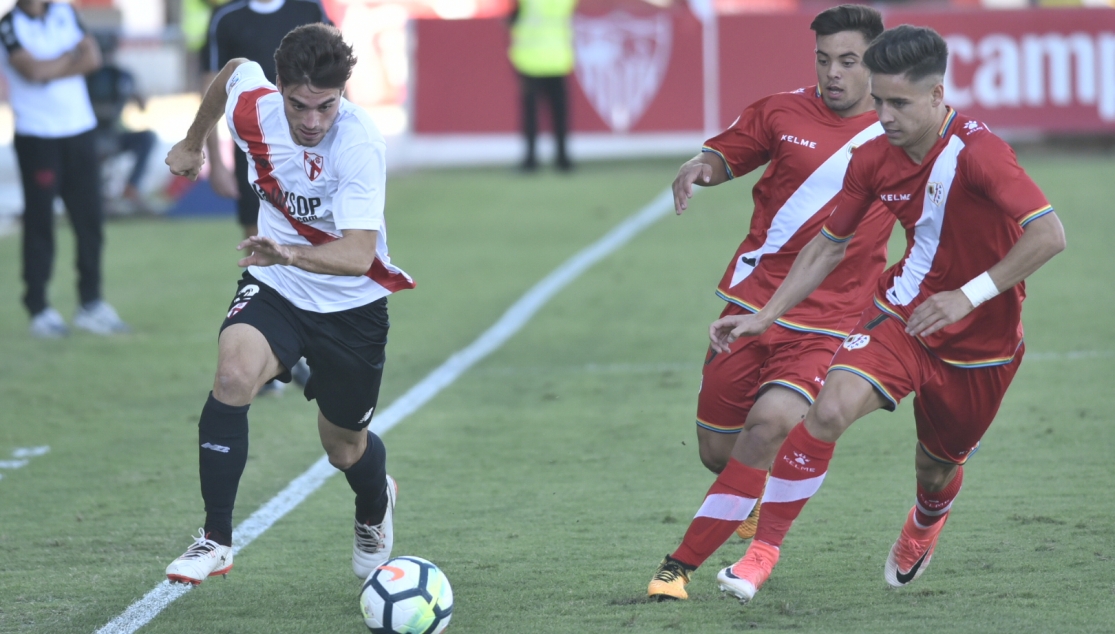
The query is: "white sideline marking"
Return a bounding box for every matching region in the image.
[94,187,676,634]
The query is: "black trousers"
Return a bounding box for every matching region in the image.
[14,130,104,315]
[519,73,570,166]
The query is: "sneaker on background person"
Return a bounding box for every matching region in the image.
[73,300,130,335]
[290,357,311,387]
[29,307,69,338]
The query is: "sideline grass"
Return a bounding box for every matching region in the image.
[0,155,1112,633]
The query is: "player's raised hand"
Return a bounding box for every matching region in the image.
[709,313,769,354]
[905,290,974,337]
[673,161,712,214]
[237,235,294,268]
[165,140,206,181]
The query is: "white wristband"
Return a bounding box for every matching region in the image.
[960,272,1000,308]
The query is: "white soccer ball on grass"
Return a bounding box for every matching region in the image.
[360,556,453,634]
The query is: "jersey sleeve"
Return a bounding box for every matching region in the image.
[821,147,876,243]
[331,138,386,231]
[0,12,23,54]
[701,98,773,179]
[224,62,273,141]
[963,135,1053,228]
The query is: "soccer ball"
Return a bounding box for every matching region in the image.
[360,556,453,634]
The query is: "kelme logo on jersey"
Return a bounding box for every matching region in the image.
[304,151,324,181]
[573,12,671,132]
[843,334,870,350]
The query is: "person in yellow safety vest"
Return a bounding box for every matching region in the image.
[508,0,576,172]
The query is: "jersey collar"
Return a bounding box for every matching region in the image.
[249,0,286,14]
[938,107,957,137]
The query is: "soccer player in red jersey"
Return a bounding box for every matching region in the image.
[710,25,1066,603]
[647,6,894,600]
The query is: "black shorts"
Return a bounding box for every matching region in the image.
[234,147,261,227]
[221,273,389,430]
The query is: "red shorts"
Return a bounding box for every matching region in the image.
[829,307,1024,464]
[696,303,842,434]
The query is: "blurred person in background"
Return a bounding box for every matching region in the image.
[0,0,130,338]
[86,33,157,215]
[202,0,331,240]
[509,0,576,172]
[203,0,330,392]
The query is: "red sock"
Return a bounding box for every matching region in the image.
[671,458,767,569]
[754,423,835,548]
[915,465,963,527]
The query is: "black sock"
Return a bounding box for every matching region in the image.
[198,392,249,546]
[344,431,388,525]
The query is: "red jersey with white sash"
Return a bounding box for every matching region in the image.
[224,62,414,313]
[822,108,1053,368]
[706,86,893,338]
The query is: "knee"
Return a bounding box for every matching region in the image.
[324,436,366,471]
[698,445,728,474]
[806,398,855,442]
[742,413,796,449]
[915,462,957,492]
[213,363,261,404]
[697,434,732,474]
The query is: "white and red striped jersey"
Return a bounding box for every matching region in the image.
[224,61,414,313]
[706,87,894,338]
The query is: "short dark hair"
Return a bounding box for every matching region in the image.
[864,25,949,83]
[274,23,356,90]
[810,4,884,44]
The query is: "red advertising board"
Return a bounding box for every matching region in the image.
[414,8,1115,135]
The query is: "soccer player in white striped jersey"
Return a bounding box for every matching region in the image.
[163,24,412,585]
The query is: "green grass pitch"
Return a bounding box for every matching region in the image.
[0,154,1112,633]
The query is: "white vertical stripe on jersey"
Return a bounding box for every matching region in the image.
[694,494,758,521]
[761,473,827,504]
[729,122,885,288]
[886,135,966,307]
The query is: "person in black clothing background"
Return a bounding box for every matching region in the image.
[202,0,331,239]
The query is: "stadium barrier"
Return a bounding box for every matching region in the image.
[407,7,1115,165]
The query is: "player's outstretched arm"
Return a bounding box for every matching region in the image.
[906,212,1066,337]
[710,233,848,352]
[165,58,249,181]
[237,229,379,277]
[673,152,729,214]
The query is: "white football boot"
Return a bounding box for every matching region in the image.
[166,528,233,585]
[73,300,131,335]
[353,475,397,579]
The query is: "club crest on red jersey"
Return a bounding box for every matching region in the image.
[303,151,324,181]
[927,182,945,206]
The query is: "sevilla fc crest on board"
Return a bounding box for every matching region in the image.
[573,11,672,132]
[304,152,324,181]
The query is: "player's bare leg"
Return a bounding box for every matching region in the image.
[719,371,885,602]
[320,414,396,579]
[167,324,285,584]
[650,387,807,600]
